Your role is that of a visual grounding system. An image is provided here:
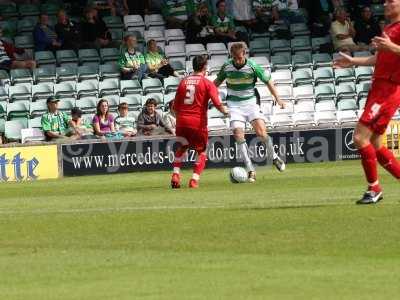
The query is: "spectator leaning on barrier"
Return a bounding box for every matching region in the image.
[145,39,179,81]
[41,97,73,141]
[33,13,63,52]
[115,102,137,137]
[93,99,116,137]
[137,98,174,136]
[118,34,147,81]
[69,107,96,139]
[0,28,36,70]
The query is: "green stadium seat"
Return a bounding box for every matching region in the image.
[120,95,142,110]
[35,51,57,66]
[100,48,120,64]
[78,65,99,81]
[54,82,76,98]
[0,87,9,103]
[169,60,185,76]
[29,100,48,118]
[40,2,61,15]
[75,97,97,114]
[110,29,124,44]
[314,67,334,85]
[0,118,5,135]
[290,23,311,37]
[5,119,27,141]
[337,99,358,111]
[249,39,270,57]
[312,53,332,68]
[33,66,56,84]
[103,16,124,30]
[335,83,356,101]
[311,36,331,52]
[120,79,142,95]
[57,98,74,113]
[99,79,120,97]
[163,93,175,107]
[290,37,311,53]
[356,82,371,99]
[371,4,384,16]
[0,102,6,118]
[10,68,33,85]
[358,97,367,110]
[32,82,54,101]
[0,3,18,19]
[99,63,120,80]
[78,48,100,64]
[28,116,42,129]
[104,95,119,112]
[0,69,10,85]
[9,83,32,102]
[334,68,355,84]
[292,53,312,70]
[163,76,180,94]
[270,53,292,70]
[17,17,37,34]
[7,102,30,120]
[142,78,163,94]
[270,39,291,54]
[56,50,79,65]
[14,35,34,49]
[315,83,336,102]
[76,80,99,99]
[18,4,40,17]
[56,65,78,82]
[293,69,313,86]
[355,66,373,83]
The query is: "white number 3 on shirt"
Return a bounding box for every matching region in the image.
[184,85,195,105]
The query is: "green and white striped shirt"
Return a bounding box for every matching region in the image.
[216,59,271,106]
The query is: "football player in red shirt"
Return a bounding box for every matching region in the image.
[334,0,400,204]
[171,55,229,188]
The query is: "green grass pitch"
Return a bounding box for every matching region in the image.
[0,160,399,300]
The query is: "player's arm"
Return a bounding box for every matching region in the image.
[208,81,229,117]
[213,64,227,87]
[372,32,400,56]
[254,63,286,108]
[333,51,377,68]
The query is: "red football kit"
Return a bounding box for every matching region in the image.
[360,22,400,134]
[173,74,222,152]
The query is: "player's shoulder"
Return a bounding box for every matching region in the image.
[385,22,400,38]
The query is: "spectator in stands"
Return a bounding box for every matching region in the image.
[162,0,191,29]
[118,34,147,81]
[270,0,305,25]
[212,0,249,45]
[109,0,130,16]
[162,101,176,135]
[330,7,369,52]
[137,98,174,135]
[186,3,219,44]
[378,17,386,33]
[0,28,36,70]
[251,0,273,33]
[145,39,179,81]
[231,0,260,31]
[80,7,113,48]
[55,10,82,51]
[41,97,73,141]
[69,107,96,139]
[115,102,137,137]
[33,13,62,51]
[354,6,381,45]
[93,99,116,137]
[304,0,334,37]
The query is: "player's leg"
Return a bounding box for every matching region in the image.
[233,125,257,182]
[374,133,400,180]
[251,118,285,172]
[171,129,190,188]
[353,122,382,204]
[189,130,208,188]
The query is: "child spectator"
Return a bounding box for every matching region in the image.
[137,98,174,135]
[93,99,116,136]
[69,107,96,139]
[115,102,137,137]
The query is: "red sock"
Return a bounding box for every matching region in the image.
[358,144,380,189]
[193,152,207,178]
[173,147,187,172]
[376,146,400,179]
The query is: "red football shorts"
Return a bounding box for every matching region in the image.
[175,127,208,153]
[359,79,400,135]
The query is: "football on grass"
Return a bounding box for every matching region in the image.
[230,167,248,183]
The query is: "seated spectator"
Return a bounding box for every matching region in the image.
[186,3,219,44]
[212,0,249,45]
[80,7,114,48]
[162,101,176,135]
[108,0,130,16]
[354,6,381,46]
[137,98,174,136]
[93,99,116,137]
[162,0,191,29]
[115,102,137,137]
[41,97,72,141]
[145,39,179,81]
[55,10,82,51]
[231,0,260,31]
[330,7,369,52]
[118,34,147,81]
[33,13,62,51]
[68,107,96,139]
[271,0,305,25]
[251,0,274,33]
[0,29,36,70]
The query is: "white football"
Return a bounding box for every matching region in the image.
[230,167,248,183]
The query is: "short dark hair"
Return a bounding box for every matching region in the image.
[71,107,82,117]
[145,98,157,106]
[216,0,225,9]
[192,55,208,72]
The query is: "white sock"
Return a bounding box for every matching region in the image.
[237,140,255,172]
[262,135,278,160]
[173,167,180,174]
[192,173,200,181]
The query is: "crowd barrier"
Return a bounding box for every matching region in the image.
[1,127,362,181]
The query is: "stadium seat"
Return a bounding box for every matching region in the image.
[103,15,124,30]
[169,59,185,76]
[292,53,312,70]
[120,95,142,110]
[337,99,358,111]
[208,118,228,131]
[4,119,27,141]
[110,29,124,43]
[293,68,313,86]
[99,63,120,80]
[334,68,355,84]
[29,100,48,118]
[7,101,29,120]
[33,66,56,84]
[249,39,270,57]
[120,79,142,95]
[358,97,367,110]
[270,39,291,54]
[185,44,207,60]
[100,48,120,64]
[123,14,145,31]
[104,95,120,112]
[251,56,270,70]
[56,65,78,82]
[58,98,75,114]
[335,83,356,101]
[0,87,8,103]
[293,85,314,101]
[314,67,334,85]
[142,93,163,106]
[56,50,79,65]
[208,58,226,75]
[78,65,99,81]
[270,113,294,128]
[14,35,34,49]
[207,43,228,59]
[18,4,39,17]
[75,97,97,114]
[144,14,166,29]
[54,82,76,98]
[76,80,99,99]
[99,79,120,97]
[9,83,32,102]
[10,68,33,85]
[165,44,186,61]
[355,66,373,83]
[144,29,165,43]
[293,112,315,127]
[78,49,100,65]
[17,17,36,34]
[273,100,294,115]
[271,70,292,85]
[315,83,336,102]
[311,36,331,52]
[314,111,337,126]
[290,23,311,37]
[32,82,54,101]
[315,100,336,111]
[165,29,185,44]
[290,37,311,53]
[163,76,180,94]
[275,85,293,100]
[163,93,175,107]
[294,101,315,113]
[28,116,42,129]
[0,3,18,19]
[312,53,332,69]
[270,54,292,70]
[257,88,273,102]
[0,69,10,85]
[40,1,60,15]
[142,78,163,94]
[356,82,371,100]
[336,109,358,124]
